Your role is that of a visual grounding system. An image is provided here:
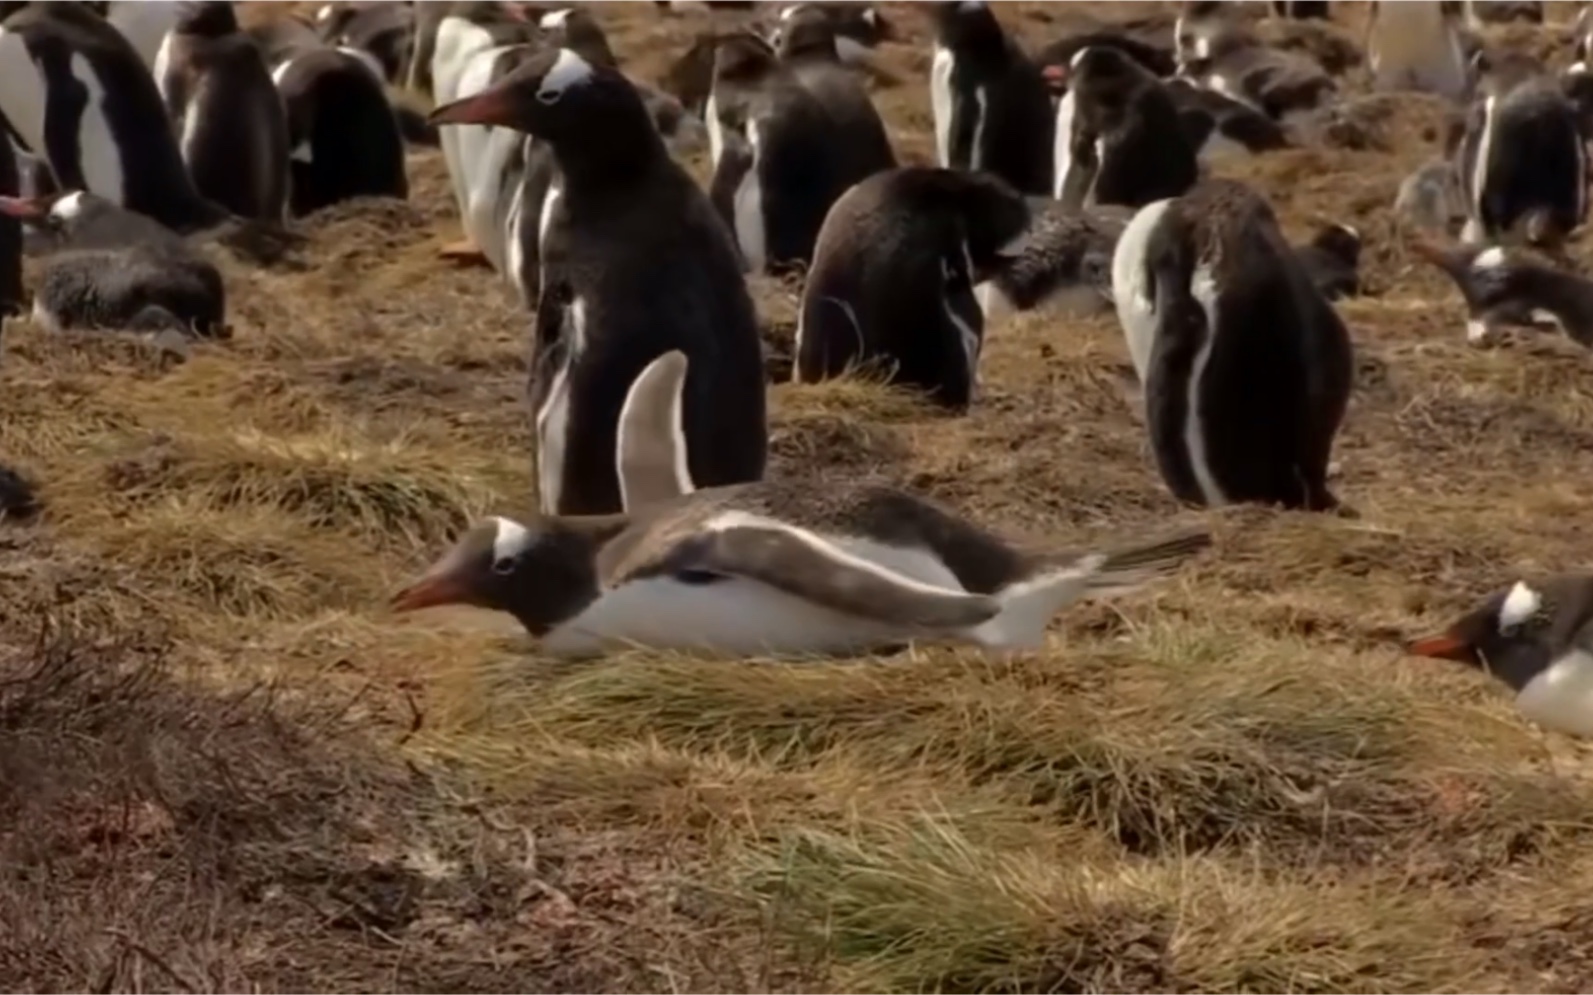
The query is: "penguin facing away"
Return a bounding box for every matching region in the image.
[391,350,1214,659]
[154,1,291,223]
[0,135,20,318]
[315,0,413,84]
[0,2,225,232]
[929,0,1054,196]
[772,6,896,185]
[794,167,1032,411]
[1407,574,1593,739]
[1050,45,1200,212]
[1111,179,1353,511]
[428,46,768,518]
[773,2,891,66]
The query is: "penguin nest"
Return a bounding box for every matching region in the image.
[12,2,1593,992]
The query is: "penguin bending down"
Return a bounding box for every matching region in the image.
[1456,53,1587,249]
[0,136,20,318]
[392,351,1214,659]
[794,167,1030,411]
[428,46,767,517]
[154,2,291,223]
[1050,46,1199,212]
[1174,14,1336,124]
[1413,239,1593,349]
[0,191,226,339]
[0,2,227,232]
[1111,179,1353,511]
[1293,222,1361,301]
[706,32,890,274]
[929,0,1054,196]
[1364,1,1469,101]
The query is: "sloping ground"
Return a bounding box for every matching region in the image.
[6,2,1593,991]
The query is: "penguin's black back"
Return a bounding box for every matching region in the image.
[275,47,408,217]
[1470,78,1586,245]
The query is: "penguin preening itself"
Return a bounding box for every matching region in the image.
[1364,0,1470,101]
[1407,574,1593,739]
[248,17,409,218]
[1293,222,1361,302]
[1456,52,1588,250]
[1050,46,1199,212]
[706,32,892,275]
[1111,179,1353,512]
[794,168,1031,411]
[929,0,1054,197]
[0,191,226,339]
[0,1,227,233]
[1412,240,1593,349]
[0,135,20,319]
[153,1,290,224]
[428,46,767,517]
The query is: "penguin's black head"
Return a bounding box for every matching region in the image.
[1407,575,1593,688]
[427,46,643,143]
[708,33,779,138]
[538,7,618,69]
[1310,223,1362,268]
[931,1,1004,59]
[772,5,840,63]
[0,190,107,238]
[173,0,240,38]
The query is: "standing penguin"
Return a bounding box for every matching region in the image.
[773,5,895,184]
[315,0,413,84]
[153,1,290,223]
[1456,52,1587,249]
[706,32,883,274]
[794,167,1030,411]
[929,0,1053,197]
[429,46,767,517]
[773,2,891,66]
[1364,1,1470,100]
[1111,179,1353,511]
[0,2,226,232]
[1050,45,1199,211]
[101,0,182,70]
[0,137,19,318]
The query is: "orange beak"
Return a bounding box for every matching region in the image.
[1406,631,1478,663]
[391,572,471,613]
[1042,64,1069,90]
[427,87,519,128]
[0,195,46,221]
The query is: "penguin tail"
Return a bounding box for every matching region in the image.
[1082,527,1214,599]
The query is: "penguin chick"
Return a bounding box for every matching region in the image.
[1412,238,1593,349]
[1395,158,1467,235]
[981,200,1132,320]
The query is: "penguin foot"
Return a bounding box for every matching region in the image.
[440,240,491,268]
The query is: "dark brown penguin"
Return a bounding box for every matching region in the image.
[1175,2,1336,123]
[794,167,1031,411]
[0,134,20,318]
[1412,239,1593,349]
[1407,574,1593,738]
[930,1,1054,197]
[1293,222,1361,301]
[0,190,226,338]
[706,32,888,274]
[428,46,767,517]
[0,1,227,233]
[773,5,895,181]
[154,1,290,222]
[1050,45,1199,212]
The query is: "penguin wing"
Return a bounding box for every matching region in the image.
[616,351,698,512]
[606,515,1002,630]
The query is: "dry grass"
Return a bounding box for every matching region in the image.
[9,1,1593,991]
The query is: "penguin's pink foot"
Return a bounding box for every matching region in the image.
[439,239,490,268]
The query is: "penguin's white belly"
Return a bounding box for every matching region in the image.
[69,55,126,208]
[535,297,585,516]
[1184,266,1230,507]
[465,124,523,273]
[1469,95,1498,230]
[705,90,724,170]
[1052,87,1078,202]
[0,27,46,158]
[1369,15,1466,97]
[504,177,529,305]
[733,122,766,274]
[1111,197,1176,383]
[541,539,968,658]
[433,20,497,216]
[931,45,954,168]
[1516,649,1593,738]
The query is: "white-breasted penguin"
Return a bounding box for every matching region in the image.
[930,0,1054,197]
[1407,574,1593,739]
[1050,45,1200,212]
[428,46,768,517]
[0,2,226,232]
[248,17,409,218]
[1364,1,1470,101]
[1111,179,1353,511]
[154,1,290,223]
[101,0,182,71]
[794,167,1031,411]
[392,351,1213,658]
[0,134,20,318]
[1413,239,1593,349]
[771,2,891,67]
[1455,52,1587,249]
[706,32,891,275]
[1174,3,1336,124]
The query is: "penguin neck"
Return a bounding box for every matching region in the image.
[547,110,667,193]
[1519,267,1593,347]
[506,513,631,635]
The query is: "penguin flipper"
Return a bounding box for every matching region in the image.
[616,351,697,512]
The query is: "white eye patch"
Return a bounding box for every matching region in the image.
[491,516,533,564]
[1498,580,1542,630]
[539,8,573,29]
[538,48,594,104]
[51,191,85,222]
[1473,245,1507,272]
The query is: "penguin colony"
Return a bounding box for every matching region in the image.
[10,0,1593,741]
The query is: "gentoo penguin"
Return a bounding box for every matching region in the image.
[1162,76,1290,161]
[705,32,890,274]
[929,1,1054,196]
[1293,222,1361,301]
[771,6,896,179]
[772,2,891,66]
[392,350,1214,658]
[0,135,20,318]
[1395,158,1467,234]
[0,2,226,232]
[1412,240,1593,348]
[1050,46,1199,212]
[0,191,226,338]
[1455,52,1586,249]
[1174,4,1336,123]
[428,46,767,517]
[315,1,413,84]
[1407,574,1593,738]
[537,7,616,67]
[979,201,1133,322]
[794,167,1030,410]
[1364,1,1470,101]
[101,0,182,70]
[247,19,408,217]
[153,1,290,223]
[1037,33,1176,82]
[1111,179,1353,511]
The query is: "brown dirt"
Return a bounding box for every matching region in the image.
[8,2,1593,992]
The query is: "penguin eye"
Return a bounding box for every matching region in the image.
[491,555,518,576]
[536,88,561,105]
